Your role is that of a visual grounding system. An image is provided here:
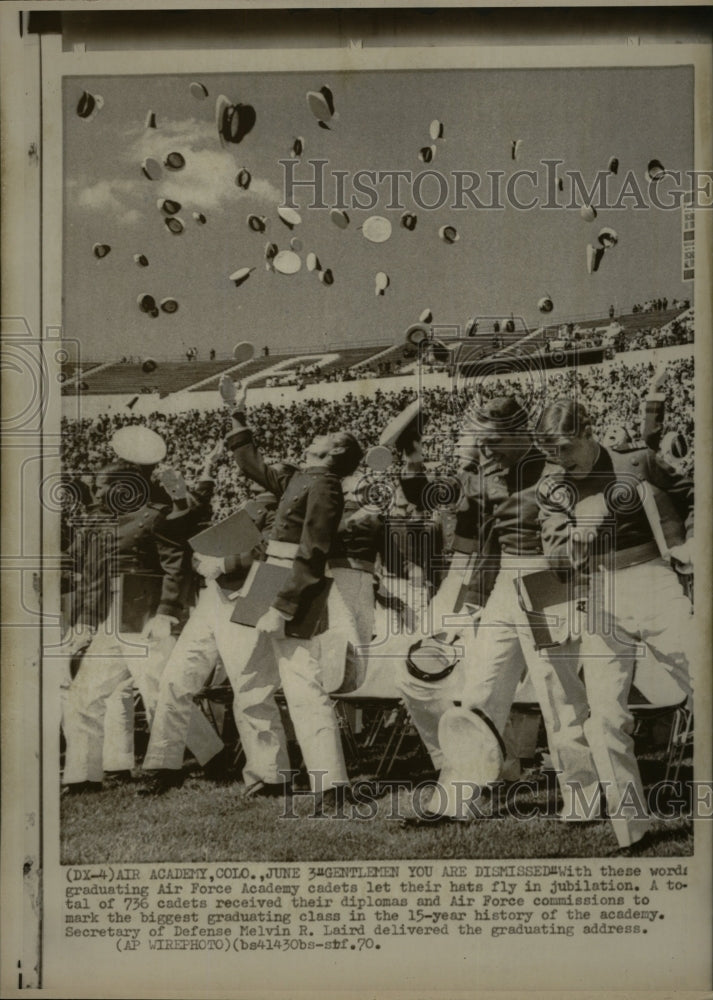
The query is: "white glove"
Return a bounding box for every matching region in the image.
[255,607,287,637]
[669,539,694,574]
[193,553,226,580]
[574,493,609,528]
[142,613,176,642]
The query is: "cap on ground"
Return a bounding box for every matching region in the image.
[76,91,104,121]
[193,212,207,224]
[418,145,436,163]
[587,243,605,273]
[538,295,554,313]
[438,707,505,787]
[248,214,267,232]
[645,158,666,183]
[580,205,597,222]
[401,212,418,231]
[429,120,444,141]
[439,224,459,244]
[137,293,157,313]
[608,156,619,175]
[165,152,186,171]
[598,226,618,248]
[318,268,334,285]
[362,216,392,243]
[273,250,302,275]
[141,157,162,180]
[160,298,179,314]
[232,341,255,363]
[378,399,423,449]
[157,198,181,215]
[93,243,111,259]
[189,81,209,100]
[164,217,185,234]
[134,253,149,266]
[375,272,390,296]
[469,396,530,435]
[229,267,255,287]
[277,206,302,229]
[111,425,166,466]
[330,208,350,229]
[145,110,157,129]
[235,168,252,190]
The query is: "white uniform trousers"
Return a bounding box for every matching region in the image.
[62,619,222,785]
[61,665,136,772]
[436,562,602,819]
[142,582,289,786]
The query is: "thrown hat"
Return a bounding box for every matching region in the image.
[464,316,478,337]
[598,226,618,248]
[660,431,688,465]
[160,298,179,314]
[217,98,256,144]
[290,237,303,252]
[378,399,423,449]
[406,324,429,346]
[248,214,267,232]
[419,308,433,324]
[318,268,334,285]
[232,341,255,362]
[133,253,149,266]
[145,110,157,129]
[418,145,436,163]
[429,119,444,141]
[273,250,302,275]
[264,242,278,261]
[608,156,619,175]
[306,86,335,121]
[164,217,184,235]
[375,272,390,296]
[438,707,505,788]
[580,205,597,222]
[164,152,185,171]
[157,198,181,215]
[291,137,304,157]
[278,206,302,229]
[137,293,157,313]
[189,81,209,100]
[193,212,207,225]
[235,167,252,190]
[141,157,162,180]
[111,425,166,466]
[229,267,254,287]
[511,139,522,160]
[645,158,666,183]
[76,90,104,122]
[365,445,394,472]
[362,216,392,243]
[401,212,418,231]
[330,208,350,229]
[141,358,157,373]
[407,637,459,683]
[468,396,529,435]
[439,224,459,244]
[306,252,320,272]
[93,243,111,259]
[538,295,554,313]
[587,243,605,273]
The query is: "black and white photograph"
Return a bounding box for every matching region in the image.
[2,5,712,996]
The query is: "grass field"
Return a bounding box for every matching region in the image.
[60,738,693,864]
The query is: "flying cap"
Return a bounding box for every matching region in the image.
[164,151,185,171]
[598,227,618,248]
[291,137,304,157]
[137,293,157,313]
[406,637,459,683]
[248,214,267,232]
[464,316,479,337]
[538,295,554,313]
[306,86,335,121]
[362,216,392,243]
[235,168,252,190]
[378,399,423,449]
[264,242,278,261]
[193,212,207,224]
[77,90,104,122]
[419,308,433,324]
[217,99,256,144]
[189,81,209,100]
[375,272,390,296]
[586,243,605,274]
[232,341,255,363]
[164,217,185,235]
[273,250,302,275]
[157,198,181,215]
[468,396,529,436]
[418,145,436,163]
[306,252,320,272]
[660,431,688,465]
[429,119,444,141]
[645,158,666,183]
[406,324,429,346]
[438,707,505,788]
[511,139,522,160]
[278,206,302,229]
[365,445,394,472]
[229,267,254,287]
[580,205,597,222]
[330,208,350,229]
[141,157,162,180]
[439,225,459,244]
[401,212,418,231]
[290,237,303,252]
[608,156,619,175]
[145,110,157,129]
[133,253,149,266]
[93,243,111,259]
[111,425,166,466]
[142,358,158,373]
[160,298,179,314]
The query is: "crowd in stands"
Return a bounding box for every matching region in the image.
[60,356,694,530]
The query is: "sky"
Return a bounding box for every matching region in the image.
[63,66,694,361]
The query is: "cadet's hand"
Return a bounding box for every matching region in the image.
[193,554,226,580]
[220,375,247,412]
[669,539,694,574]
[255,607,286,637]
[143,614,176,642]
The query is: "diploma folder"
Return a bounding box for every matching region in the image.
[230,561,332,639]
[189,508,262,557]
[516,570,573,649]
